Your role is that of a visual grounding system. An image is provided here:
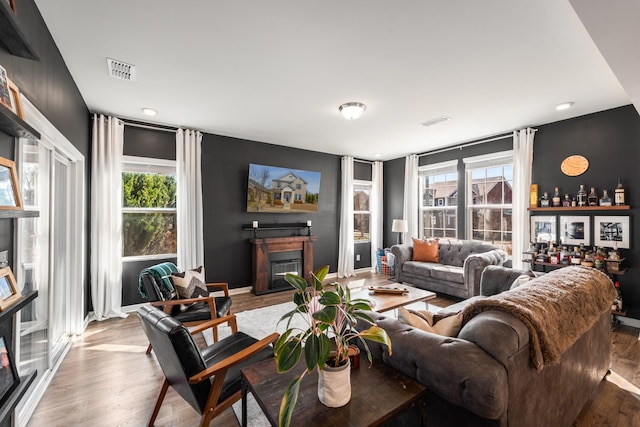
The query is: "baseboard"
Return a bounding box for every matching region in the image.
[616,315,640,329]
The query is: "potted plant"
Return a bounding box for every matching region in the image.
[274,265,392,427]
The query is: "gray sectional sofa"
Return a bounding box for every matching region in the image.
[358,265,615,427]
[391,239,507,299]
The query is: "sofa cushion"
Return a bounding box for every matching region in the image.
[412,238,439,262]
[397,307,463,337]
[402,261,434,277]
[429,265,464,284]
[438,239,498,267]
[510,274,531,290]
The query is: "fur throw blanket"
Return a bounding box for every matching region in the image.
[462,266,616,371]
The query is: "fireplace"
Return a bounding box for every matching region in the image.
[270,258,302,290]
[250,235,317,295]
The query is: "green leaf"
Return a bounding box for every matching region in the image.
[275,339,302,372]
[313,305,337,323]
[358,326,392,356]
[284,273,308,291]
[304,334,324,371]
[318,291,340,306]
[313,265,329,283]
[279,376,301,427]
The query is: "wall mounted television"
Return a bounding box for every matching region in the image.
[247,163,321,213]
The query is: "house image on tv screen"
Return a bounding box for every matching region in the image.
[247,163,321,213]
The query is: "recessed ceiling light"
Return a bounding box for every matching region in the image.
[555,102,574,111]
[339,102,366,120]
[374,153,381,158]
[141,108,157,116]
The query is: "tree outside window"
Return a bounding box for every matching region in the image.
[419,169,458,239]
[122,158,177,258]
[354,184,370,242]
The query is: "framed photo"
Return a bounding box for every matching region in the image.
[7,79,23,119]
[0,66,11,111]
[594,216,630,249]
[559,216,590,246]
[530,215,557,243]
[0,336,19,407]
[0,267,20,311]
[0,157,23,210]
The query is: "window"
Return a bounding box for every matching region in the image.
[122,156,177,259]
[353,182,371,243]
[419,160,458,239]
[464,151,513,254]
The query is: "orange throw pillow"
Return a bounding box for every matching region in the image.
[412,238,439,262]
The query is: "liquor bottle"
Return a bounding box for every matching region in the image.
[614,179,625,206]
[571,246,582,265]
[571,197,576,207]
[576,185,587,207]
[613,281,623,312]
[599,190,612,207]
[540,192,550,208]
[562,194,571,207]
[552,187,561,207]
[588,187,598,206]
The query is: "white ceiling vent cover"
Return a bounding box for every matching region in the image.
[107,58,136,81]
[420,116,451,128]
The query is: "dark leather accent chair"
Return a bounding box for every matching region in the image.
[139,262,235,353]
[137,305,278,427]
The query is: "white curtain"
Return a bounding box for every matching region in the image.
[176,128,205,270]
[512,128,536,269]
[403,154,419,242]
[370,161,384,272]
[90,114,127,320]
[338,156,355,277]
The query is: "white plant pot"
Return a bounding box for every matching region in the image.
[317,358,351,407]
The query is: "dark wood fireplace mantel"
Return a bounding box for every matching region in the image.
[250,235,317,295]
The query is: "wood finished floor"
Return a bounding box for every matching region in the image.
[27,272,640,427]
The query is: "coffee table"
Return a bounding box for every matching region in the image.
[241,357,426,427]
[349,283,436,313]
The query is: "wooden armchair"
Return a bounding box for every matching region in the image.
[138,262,236,353]
[137,305,278,427]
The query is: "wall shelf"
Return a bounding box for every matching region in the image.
[0,210,39,219]
[529,205,630,212]
[0,1,39,60]
[0,104,40,140]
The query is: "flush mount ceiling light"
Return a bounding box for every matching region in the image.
[555,102,574,111]
[339,102,366,120]
[141,108,157,116]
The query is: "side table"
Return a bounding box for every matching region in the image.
[241,357,426,426]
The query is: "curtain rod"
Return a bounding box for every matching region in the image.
[417,127,538,158]
[121,120,178,133]
[354,158,375,165]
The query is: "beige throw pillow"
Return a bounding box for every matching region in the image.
[171,266,208,299]
[397,307,463,337]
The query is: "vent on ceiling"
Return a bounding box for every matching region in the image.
[107,58,136,81]
[420,116,451,128]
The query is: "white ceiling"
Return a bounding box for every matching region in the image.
[33,0,634,160]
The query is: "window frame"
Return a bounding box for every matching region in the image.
[418,160,459,239]
[464,151,513,252]
[122,155,178,261]
[353,180,372,244]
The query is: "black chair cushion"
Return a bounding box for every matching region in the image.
[201,332,275,403]
[172,296,232,323]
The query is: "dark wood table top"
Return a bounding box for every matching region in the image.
[241,357,426,426]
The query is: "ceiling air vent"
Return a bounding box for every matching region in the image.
[420,116,451,128]
[106,58,136,81]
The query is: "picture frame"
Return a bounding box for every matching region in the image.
[0,65,11,111]
[559,216,591,246]
[7,79,23,119]
[530,215,557,244]
[0,335,19,407]
[0,157,23,210]
[0,267,20,311]
[594,216,630,249]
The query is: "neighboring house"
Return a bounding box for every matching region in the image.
[248,178,273,206]
[272,172,307,203]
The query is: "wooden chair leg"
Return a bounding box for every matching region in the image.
[148,379,169,427]
[146,343,153,355]
[229,315,238,334]
[212,326,219,343]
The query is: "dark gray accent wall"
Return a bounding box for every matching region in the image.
[532,105,640,318]
[123,126,176,160]
[201,134,340,288]
[383,157,405,247]
[0,0,90,311]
